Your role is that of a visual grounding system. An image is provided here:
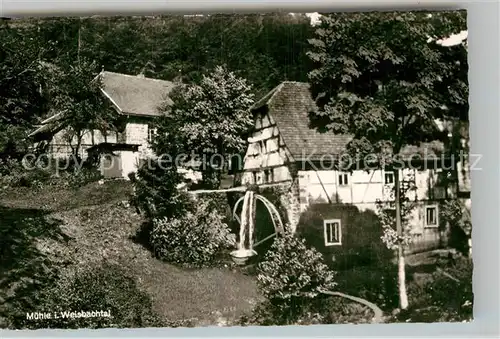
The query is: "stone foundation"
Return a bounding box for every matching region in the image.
[278,177,301,233]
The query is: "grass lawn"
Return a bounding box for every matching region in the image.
[0,180,260,327]
[0,179,472,327]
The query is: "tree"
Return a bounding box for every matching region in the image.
[48,58,114,159]
[129,159,192,220]
[306,11,467,309]
[155,65,255,188]
[0,21,50,158]
[4,14,315,100]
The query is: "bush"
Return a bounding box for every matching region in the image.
[150,200,235,268]
[253,234,336,325]
[10,263,166,330]
[296,203,393,270]
[129,159,195,252]
[394,257,473,322]
[129,159,194,220]
[0,157,53,189]
[66,167,103,188]
[426,257,472,309]
[334,263,399,311]
[0,156,103,190]
[0,158,24,188]
[195,192,233,224]
[240,294,372,326]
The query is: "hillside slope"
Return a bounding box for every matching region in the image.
[0,180,259,327]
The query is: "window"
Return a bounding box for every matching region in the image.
[384,172,394,184]
[425,205,439,227]
[148,127,157,142]
[324,219,342,246]
[259,140,267,153]
[264,169,273,183]
[252,171,258,184]
[338,173,349,186]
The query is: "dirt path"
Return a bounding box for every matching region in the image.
[319,290,384,324]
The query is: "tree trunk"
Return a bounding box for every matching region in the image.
[394,169,409,310]
[72,133,83,169]
[75,134,82,159]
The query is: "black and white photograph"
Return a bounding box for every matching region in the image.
[0,10,471,330]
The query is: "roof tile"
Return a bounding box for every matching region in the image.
[253,81,445,162]
[100,71,175,117]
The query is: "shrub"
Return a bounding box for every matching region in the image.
[129,159,195,252]
[66,167,103,188]
[334,263,399,311]
[10,263,165,330]
[440,199,471,255]
[312,296,373,324]
[240,295,372,326]
[420,256,472,320]
[254,234,336,325]
[129,159,194,220]
[395,256,473,322]
[0,157,54,189]
[296,203,393,270]
[0,157,25,188]
[150,200,235,268]
[195,192,233,224]
[0,156,103,190]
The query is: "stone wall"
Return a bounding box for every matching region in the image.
[125,121,154,158]
[278,176,301,233]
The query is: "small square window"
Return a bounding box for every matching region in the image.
[385,172,394,184]
[425,205,439,227]
[338,173,349,186]
[324,219,342,246]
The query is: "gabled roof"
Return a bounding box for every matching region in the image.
[99,71,175,117]
[28,72,175,140]
[251,81,445,162]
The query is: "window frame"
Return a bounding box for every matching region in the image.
[264,169,273,183]
[323,219,342,246]
[148,126,157,142]
[384,171,395,185]
[425,205,439,228]
[338,172,349,186]
[259,140,267,154]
